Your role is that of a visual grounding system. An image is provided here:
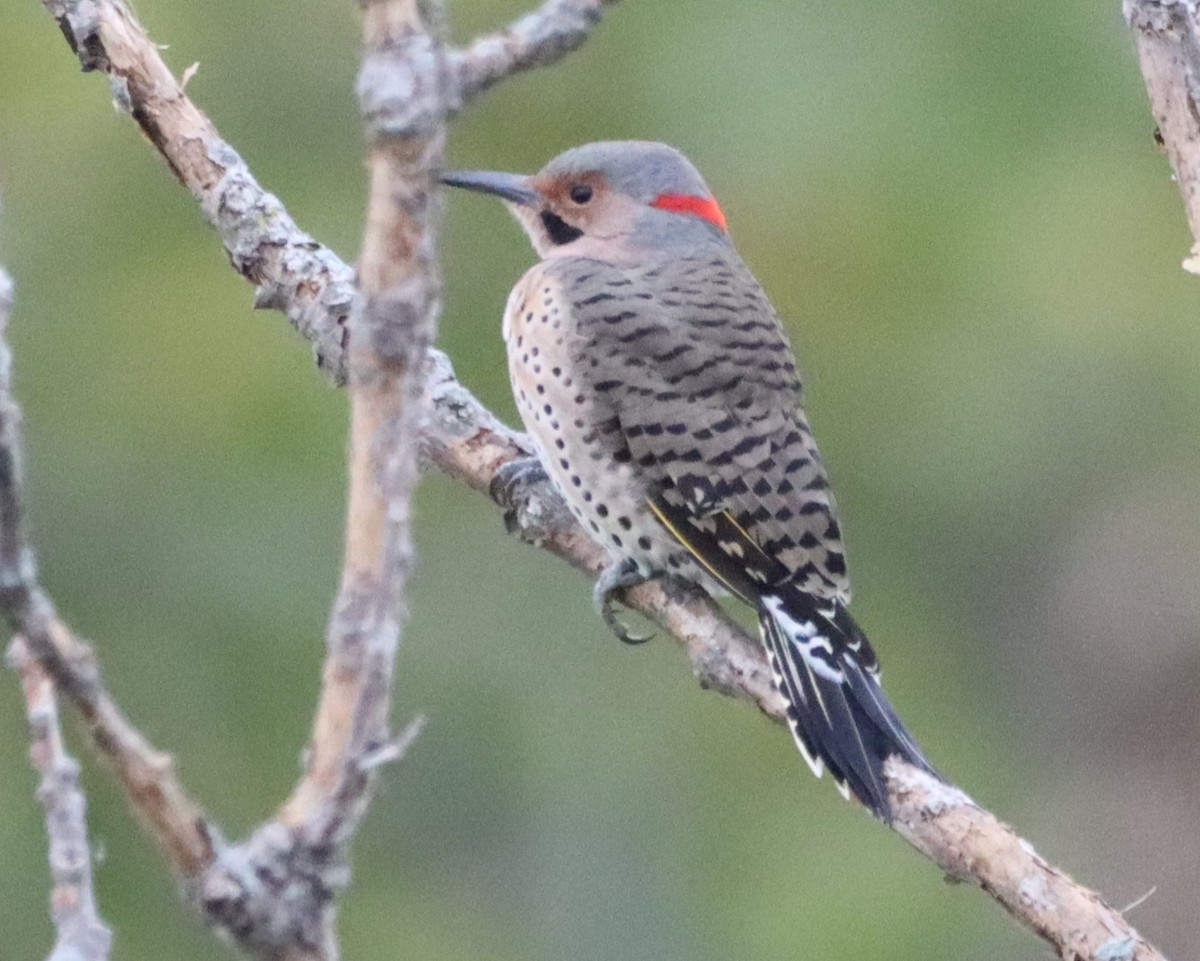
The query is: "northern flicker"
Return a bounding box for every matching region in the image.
[442,141,934,819]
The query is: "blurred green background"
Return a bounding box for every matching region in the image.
[2,1,1197,958]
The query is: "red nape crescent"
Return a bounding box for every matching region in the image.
[651,192,728,232]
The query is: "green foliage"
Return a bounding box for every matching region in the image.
[1,1,1194,958]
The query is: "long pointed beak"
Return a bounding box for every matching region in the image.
[439,169,539,207]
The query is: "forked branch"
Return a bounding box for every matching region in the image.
[0,258,214,888]
[6,0,617,958]
[2,268,113,961]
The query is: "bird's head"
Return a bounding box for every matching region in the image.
[440,141,730,260]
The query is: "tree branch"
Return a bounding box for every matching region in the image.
[419,348,785,713]
[0,264,215,882]
[28,0,1171,959]
[887,765,1164,961]
[267,3,448,953]
[1,269,112,961]
[40,0,354,381]
[1127,0,1200,273]
[447,0,618,103]
[7,638,113,961]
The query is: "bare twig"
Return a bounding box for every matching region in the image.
[447,0,618,103]
[7,638,113,961]
[887,765,1165,961]
[0,267,32,602]
[34,0,619,385]
[5,0,619,958]
[16,601,216,879]
[279,2,445,830]
[30,0,1172,959]
[1127,0,1200,273]
[39,0,354,381]
[420,348,784,713]
[1,270,112,961]
[271,0,448,933]
[0,266,214,881]
[199,5,452,956]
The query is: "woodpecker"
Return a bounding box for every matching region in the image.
[441,141,934,819]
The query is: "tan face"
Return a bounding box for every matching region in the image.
[511,171,643,259]
[442,141,730,263]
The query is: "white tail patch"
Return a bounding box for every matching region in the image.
[762,595,844,685]
[760,621,826,780]
[757,588,934,819]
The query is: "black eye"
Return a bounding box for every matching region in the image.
[569,184,594,204]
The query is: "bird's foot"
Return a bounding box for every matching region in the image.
[490,457,562,539]
[594,558,655,645]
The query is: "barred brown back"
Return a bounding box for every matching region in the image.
[506,250,850,603]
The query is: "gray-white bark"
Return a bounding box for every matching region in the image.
[1127,0,1200,271]
[1,267,113,961]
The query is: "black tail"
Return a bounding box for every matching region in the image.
[758,583,934,820]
